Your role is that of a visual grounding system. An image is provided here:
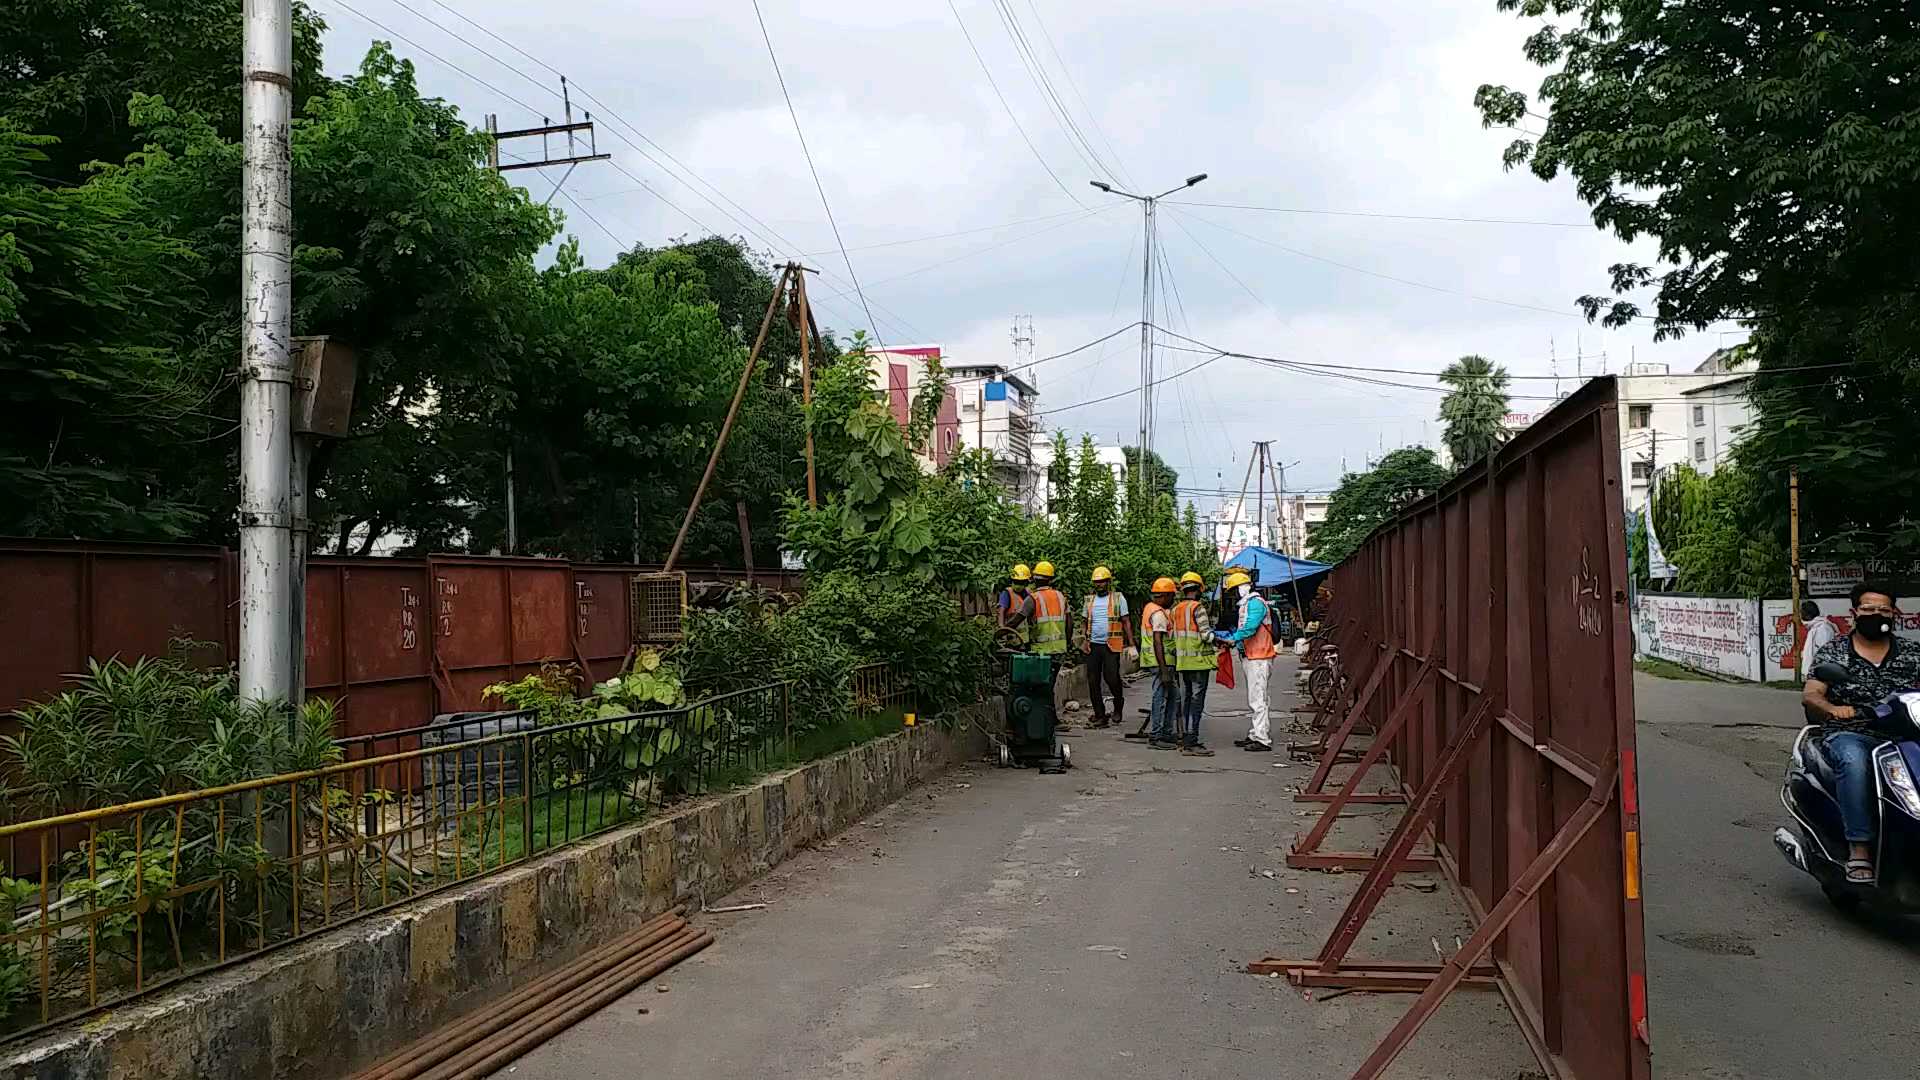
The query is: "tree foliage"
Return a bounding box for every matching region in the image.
[1436,354,1510,467]
[0,121,205,537]
[1309,447,1451,565]
[1647,464,1787,596]
[1479,1,1920,563]
[1120,446,1179,505]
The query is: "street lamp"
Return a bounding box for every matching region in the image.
[1087,172,1208,505]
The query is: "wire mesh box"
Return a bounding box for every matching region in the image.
[629,571,688,644]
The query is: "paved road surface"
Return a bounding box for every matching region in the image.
[500,660,1536,1080]
[1637,671,1920,1080]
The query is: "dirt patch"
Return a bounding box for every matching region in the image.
[1659,931,1758,956]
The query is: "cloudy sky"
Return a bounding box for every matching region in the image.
[315,0,1741,508]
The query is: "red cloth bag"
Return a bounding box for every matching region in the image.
[1214,647,1236,689]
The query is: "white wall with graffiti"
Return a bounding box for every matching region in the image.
[1633,594,1765,681]
[1636,592,1920,682]
[1759,597,1920,682]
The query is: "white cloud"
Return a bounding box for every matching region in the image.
[313,0,1729,506]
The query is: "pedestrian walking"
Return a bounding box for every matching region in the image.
[1171,572,1215,755]
[1801,599,1842,663]
[1080,566,1135,728]
[1215,570,1278,751]
[1144,577,1180,749]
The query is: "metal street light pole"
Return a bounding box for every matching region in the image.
[1090,173,1207,509]
[239,0,295,706]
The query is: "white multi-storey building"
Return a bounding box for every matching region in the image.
[948,362,1046,514]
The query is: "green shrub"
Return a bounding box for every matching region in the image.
[2,644,341,818]
[786,572,993,716]
[673,587,854,730]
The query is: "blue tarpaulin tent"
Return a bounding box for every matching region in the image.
[1224,545,1331,588]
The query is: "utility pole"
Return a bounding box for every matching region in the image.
[485,87,610,553]
[1254,440,1269,548]
[1790,468,1804,679]
[1089,173,1207,507]
[1266,450,1308,625]
[238,0,295,706]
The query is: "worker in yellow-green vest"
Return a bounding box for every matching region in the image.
[1000,563,1037,648]
[1027,561,1070,699]
[1169,572,1216,756]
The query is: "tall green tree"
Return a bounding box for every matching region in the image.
[106,43,560,548]
[1477,0,1920,560]
[1120,446,1178,505]
[1436,354,1510,467]
[0,121,205,537]
[1308,447,1451,564]
[0,0,329,182]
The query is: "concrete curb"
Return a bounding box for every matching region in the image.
[0,709,993,1080]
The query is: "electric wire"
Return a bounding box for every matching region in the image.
[987,0,1123,186]
[944,0,1084,205]
[1169,200,1592,227]
[748,0,886,351]
[1017,0,1136,189]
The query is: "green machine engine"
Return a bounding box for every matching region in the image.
[999,653,1070,771]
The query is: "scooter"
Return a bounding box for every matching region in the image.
[1773,662,1920,913]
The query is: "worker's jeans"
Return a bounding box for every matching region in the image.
[1823,731,1880,844]
[1243,657,1273,747]
[1151,675,1179,740]
[1086,644,1125,722]
[1179,670,1209,744]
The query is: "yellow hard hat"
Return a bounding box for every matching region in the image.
[1090,565,1113,583]
[1151,576,1178,595]
[1011,563,1032,582]
[1179,571,1205,588]
[1223,570,1252,590]
[1033,560,1056,578]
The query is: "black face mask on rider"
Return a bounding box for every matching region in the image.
[1857,614,1897,641]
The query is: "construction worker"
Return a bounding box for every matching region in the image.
[1000,564,1037,649]
[1080,566,1136,728]
[1215,569,1278,751]
[1144,577,1180,749]
[1027,560,1070,702]
[1170,572,1215,756]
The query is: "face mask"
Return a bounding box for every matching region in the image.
[1858,614,1896,640]
[1094,584,1109,595]
[1237,584,1252,600]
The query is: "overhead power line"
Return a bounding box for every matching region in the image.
[944,0,1083,205]
[1169,205,1593,321]
[1170,200,1593,228]
[986,0,1123,186]
[750,0,884,350]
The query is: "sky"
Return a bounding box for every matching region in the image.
[313,0,1744,510]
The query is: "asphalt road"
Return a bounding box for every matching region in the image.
[498,660,1537,1080]
[1636,671,1920,1080]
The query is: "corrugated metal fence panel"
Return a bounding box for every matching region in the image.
[0,544,796,733]
[0,541,232,713]
[1320,377,1649,1080]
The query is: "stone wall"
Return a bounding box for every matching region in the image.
[1,710,992,1080]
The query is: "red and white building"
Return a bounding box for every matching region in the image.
[864,345,960,473]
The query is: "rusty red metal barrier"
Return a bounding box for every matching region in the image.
[0,539,798,743]
[1250,378,1651,1080]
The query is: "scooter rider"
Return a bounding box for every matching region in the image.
[1802,582,1920,882]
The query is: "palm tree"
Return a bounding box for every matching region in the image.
[1436,355,1512,467]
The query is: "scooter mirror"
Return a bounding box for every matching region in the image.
[1810,662,1851,686]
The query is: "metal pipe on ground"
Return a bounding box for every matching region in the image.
[353,907,686,1080]
[423,929,714,1080]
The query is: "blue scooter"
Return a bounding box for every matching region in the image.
[1774,662,1920,913]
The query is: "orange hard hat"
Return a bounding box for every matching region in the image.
[1151,576,1178,595]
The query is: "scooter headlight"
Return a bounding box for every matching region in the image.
[1878,753,1920,820]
